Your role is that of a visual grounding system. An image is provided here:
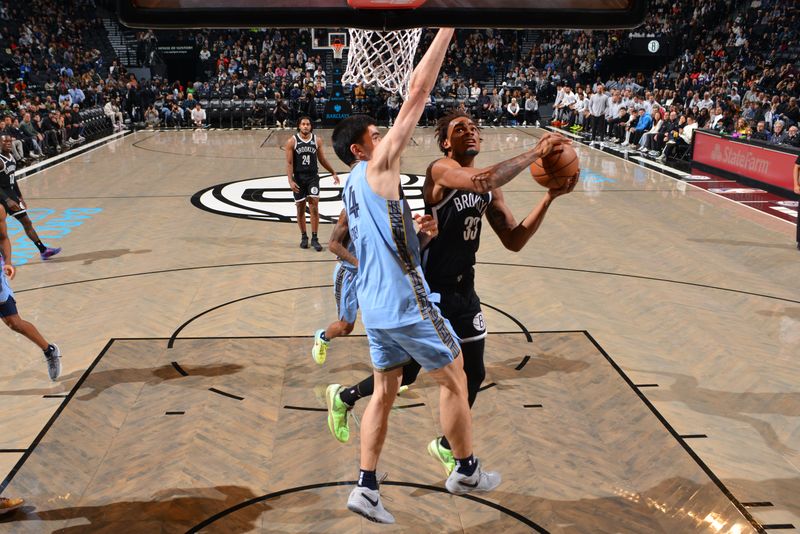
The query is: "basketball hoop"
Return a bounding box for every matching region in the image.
[342,28,423,99]
[331,40,345,61]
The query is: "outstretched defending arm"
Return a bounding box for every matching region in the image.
[368,28,454,198]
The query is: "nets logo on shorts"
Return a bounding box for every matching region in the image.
[472,312,485,332]
[191,173,425,223]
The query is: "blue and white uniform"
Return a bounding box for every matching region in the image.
[333,240,358,324]
[342,161,460,372]
[0,256,17,318]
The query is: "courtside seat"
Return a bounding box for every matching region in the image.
[207,99,221,126]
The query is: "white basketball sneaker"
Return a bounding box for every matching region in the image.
[347,486,395,524]
[445,458,501,495]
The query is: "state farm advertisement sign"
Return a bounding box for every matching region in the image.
[692,131,797,191]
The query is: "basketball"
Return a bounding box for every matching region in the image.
[530,144,579,189]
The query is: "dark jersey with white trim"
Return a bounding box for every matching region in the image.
[0,153,18,192]
[292,133,318,175]
[423,187,492,287]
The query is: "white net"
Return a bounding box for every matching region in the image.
[342,28,422,100]
[332,42,345,60]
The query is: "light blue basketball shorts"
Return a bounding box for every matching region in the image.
[365,306,461,372]
[333,262,358,325]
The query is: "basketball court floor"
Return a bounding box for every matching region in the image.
[0,127,797,533]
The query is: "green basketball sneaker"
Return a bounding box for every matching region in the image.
[312,329,329,365]
[326,384,350,443]
[427,437,455,476]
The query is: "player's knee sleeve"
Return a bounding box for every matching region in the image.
[462,339,486,407]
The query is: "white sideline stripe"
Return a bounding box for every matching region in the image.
[545,126,794,226]
[546,127,583,140]
[629,156,690,177]
[770,206,798,217]
[17,130,129,182]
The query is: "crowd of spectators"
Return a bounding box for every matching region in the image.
[0,0,798,166]
[124,28,528,128]
[411,0,798,161]
[0,0,126,166]
[542,0,800,161]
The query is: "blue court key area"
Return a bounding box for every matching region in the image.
[6,208,102,265]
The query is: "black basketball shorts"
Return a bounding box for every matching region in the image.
[292,173,320,203]
[0,295,18,318]
[436,285,486,344]
[0,188,26,219]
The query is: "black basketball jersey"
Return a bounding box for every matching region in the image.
[423,188,492,287]
[292,133,318,175]
[0,153,17,191]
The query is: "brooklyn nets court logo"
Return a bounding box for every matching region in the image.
[191,173,425,223]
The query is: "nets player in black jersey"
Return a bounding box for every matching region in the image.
[285,116,339,251]
[325,110,577,473]
[0,135,61,261]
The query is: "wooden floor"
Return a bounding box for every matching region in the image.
[0,128,797,533]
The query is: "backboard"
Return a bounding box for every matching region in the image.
[119,0,647,30]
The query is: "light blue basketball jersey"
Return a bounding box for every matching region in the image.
[342,160,434,329]
[0,257,13,303]
[340,239,357,272]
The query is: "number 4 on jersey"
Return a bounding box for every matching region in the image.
[347,189,360,219]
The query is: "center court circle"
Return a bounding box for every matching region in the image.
[191,173,425,223]
[187,480,546,532]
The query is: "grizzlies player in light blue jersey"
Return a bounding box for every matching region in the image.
[0,204,62,381]
[311,210,359,367]
[330,28,500,525]
[314,208,437,442]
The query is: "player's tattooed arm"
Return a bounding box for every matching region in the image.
[486,187,551,252]
[475,133,572,191]
[329,210,358,267]
[486,171,576,252]
[431,133,571,195]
